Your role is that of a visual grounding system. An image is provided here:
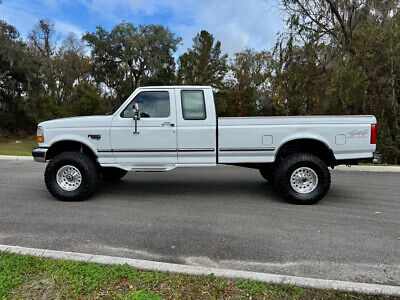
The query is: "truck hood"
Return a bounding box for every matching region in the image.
[39,115,114,129]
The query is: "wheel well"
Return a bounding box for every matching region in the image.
[276,139,335,167]
[46,141,97,161]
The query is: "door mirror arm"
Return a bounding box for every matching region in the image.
[133,103,140,134]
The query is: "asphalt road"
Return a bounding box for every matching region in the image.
[0,160,399,286]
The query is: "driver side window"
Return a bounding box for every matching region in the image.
[121,91,170,118]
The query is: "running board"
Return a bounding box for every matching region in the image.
[131,168,168,172]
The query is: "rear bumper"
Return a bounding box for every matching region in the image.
[32,147,48,162]
[373,152,382,164]
[335,152,379,167]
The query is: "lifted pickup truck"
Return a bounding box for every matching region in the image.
[32,86,377,204]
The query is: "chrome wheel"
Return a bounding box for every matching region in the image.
[290,167,318,194]
[56,165,82,191]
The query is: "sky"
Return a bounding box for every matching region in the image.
[0,0,285,57]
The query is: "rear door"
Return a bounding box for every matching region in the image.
[109,89,177,169]
[175,88,216,165]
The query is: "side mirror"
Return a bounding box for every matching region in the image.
[132,103,140,119]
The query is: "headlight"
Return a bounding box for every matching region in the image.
[36,126,44,143]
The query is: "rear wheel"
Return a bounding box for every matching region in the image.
[274,153,331,205]
[100,167,127,181]
[45,151,98,201]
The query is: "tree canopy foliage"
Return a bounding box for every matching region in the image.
[83,23,181,109]
[273,0,400,161]
[178,30,228,88]
[1,0,400,162]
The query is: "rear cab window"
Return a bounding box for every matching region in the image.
[181,90,206,120]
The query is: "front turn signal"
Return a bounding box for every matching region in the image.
[36,126,44,143]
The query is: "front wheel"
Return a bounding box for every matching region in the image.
[274,153,331,205]
[44,151,98,201]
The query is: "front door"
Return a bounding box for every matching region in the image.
[109,89,177,169]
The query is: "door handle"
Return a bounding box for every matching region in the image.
[162,122,175,127]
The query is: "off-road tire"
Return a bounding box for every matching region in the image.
[100,167,127,181]
[45,151,98,201]
[274,153,331,205]
[259,165,274,182]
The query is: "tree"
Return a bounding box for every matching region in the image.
[83,22,181,109]
[0,20,24,110]
[28,18,56,58]
[27,19,59,106]
[178,30,228,88]
[220,49,273,116]
[0,20,38,135]
[55,33,89,103]
[70,82,106,116]
[280,0,400,55]
[274,0,400,162]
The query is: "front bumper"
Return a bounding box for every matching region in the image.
[32,147,48,162]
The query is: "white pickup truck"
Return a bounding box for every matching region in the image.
[32,86,377,204]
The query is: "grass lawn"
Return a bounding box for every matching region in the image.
[0,252,393,299]
[0,137,37,156]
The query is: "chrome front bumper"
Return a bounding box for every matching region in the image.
[32,147,48,162]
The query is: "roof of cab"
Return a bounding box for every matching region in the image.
[138,85,212,89]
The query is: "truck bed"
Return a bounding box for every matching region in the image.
[217,115,377,163]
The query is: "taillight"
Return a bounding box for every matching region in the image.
[371,124,377,144]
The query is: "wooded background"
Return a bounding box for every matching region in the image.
[1,0,399,163]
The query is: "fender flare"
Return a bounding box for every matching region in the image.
[46,135,99,158]
[274,134,333,162]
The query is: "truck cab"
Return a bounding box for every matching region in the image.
[107,86,217,170]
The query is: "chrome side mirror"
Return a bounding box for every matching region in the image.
[133,103,140,134]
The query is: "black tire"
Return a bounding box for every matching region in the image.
[100,167,127,181]
[45,151,98,201]
[259,165,274,182]
[274,153,331,205]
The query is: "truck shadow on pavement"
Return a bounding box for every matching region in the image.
[96,177,285,203]
[92,175,353,206]
[92,177,353,206]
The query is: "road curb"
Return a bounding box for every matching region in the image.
[333,165,400,172]
[0,155,33,161]
[1,245,399,296]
